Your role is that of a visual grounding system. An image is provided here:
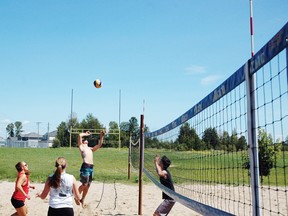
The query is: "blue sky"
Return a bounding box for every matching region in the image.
[0,0,287,138]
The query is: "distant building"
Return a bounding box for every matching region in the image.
[0,136,5,147]
[5,130,57,148]
[42,130,57,147]
[21,132,43,141]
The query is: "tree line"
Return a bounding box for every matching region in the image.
[5,114,285,181]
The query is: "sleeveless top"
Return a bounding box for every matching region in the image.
[49,173,74,209]
[12,172,30,201]
[160,169,175,200]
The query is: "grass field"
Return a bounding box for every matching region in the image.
[1,147,287,186]
[0,147,141,184]
[143,149,288,186]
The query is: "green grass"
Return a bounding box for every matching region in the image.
[0,147,141,184]
[144,149,288,186]
[2,147,287,186]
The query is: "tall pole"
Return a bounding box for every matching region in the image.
[119,89,121,126]
[249,0,255,57]
[118,89,121,148]
[138,114,144,215]
[36,122,41,142]
[71,89,73,122]
[248,2,260,215]
[70,89,73,148]
[47,122,50,146]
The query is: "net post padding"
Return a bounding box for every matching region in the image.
[143,169,235,216]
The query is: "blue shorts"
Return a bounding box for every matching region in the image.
[80,163,94,186]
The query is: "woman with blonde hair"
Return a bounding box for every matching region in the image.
[11,161,35,216]
[36,157,81,216]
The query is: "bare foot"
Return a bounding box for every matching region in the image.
[80,199,87,208]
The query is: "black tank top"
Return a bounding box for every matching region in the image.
[160,169,175,200]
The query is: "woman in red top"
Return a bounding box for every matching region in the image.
[11,161,35,216]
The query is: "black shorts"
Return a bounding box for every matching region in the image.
[48,206,74,216]
[11,197,25,209]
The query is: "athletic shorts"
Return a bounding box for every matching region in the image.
[155,199,175,216]
[11,197,25,209]
[48,206,74,216]
[80,163,94,186]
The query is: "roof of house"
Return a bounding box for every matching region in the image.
[22,132,43,138]
[43,130,57,137]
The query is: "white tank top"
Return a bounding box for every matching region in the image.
[49,173,74,209]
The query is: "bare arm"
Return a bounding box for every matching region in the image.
[72,176,81,201]
[91,129,105,152]
[78,131,91,147]
[36,177,50,199]
[154,156,167,178]
[16,174,31,199]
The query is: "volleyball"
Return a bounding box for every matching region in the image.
[93,79,102,88]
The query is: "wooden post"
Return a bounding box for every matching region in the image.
[138,114,144,215]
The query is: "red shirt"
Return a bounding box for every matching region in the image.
[12,172,29,201]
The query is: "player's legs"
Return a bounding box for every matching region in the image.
[11,197,28,216]
[79,184,90,207]
[79,169,92,207]
[154,199,175,216]
[15,205,28,216]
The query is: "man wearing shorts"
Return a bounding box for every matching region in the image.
[77,130,105,207]
[153,155,175,216]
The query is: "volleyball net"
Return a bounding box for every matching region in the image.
[131,22,288,216]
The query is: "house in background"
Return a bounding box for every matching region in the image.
[42,130,57,147]
[21,132,43,141]
[0,136,5,147]
[5,130,57,148]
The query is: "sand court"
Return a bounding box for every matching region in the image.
[0,181,196,216]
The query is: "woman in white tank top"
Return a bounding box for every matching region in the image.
[36,157,81,216]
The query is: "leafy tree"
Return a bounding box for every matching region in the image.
[80,113,103,129]
[236,135,247,151]
[242,129,280,183]
[56,122,69,147]
[177,123,191,147]
[129,117,139,140]
[229,130,238,152]
[177,123,202,150]
[6,123,14,137]
[67,112,79,129]
[67,113,80,147]
[106,121,120,148]
[120,121,130,147]
[52,138,61,148]
[219,131,230,151]
[14,121,23,138]
[78,114,104,147]
[202,127,219,150]
[257,129,280,182]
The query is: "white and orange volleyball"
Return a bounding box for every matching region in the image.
[93,79,102,88]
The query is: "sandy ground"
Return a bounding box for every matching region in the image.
[0,181,198,216]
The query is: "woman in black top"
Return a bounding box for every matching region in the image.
[154,155,175,216]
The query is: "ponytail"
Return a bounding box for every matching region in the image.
[48,157,66,188]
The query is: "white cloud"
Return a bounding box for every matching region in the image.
[184,65,206,75]
[201,75,221,85]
